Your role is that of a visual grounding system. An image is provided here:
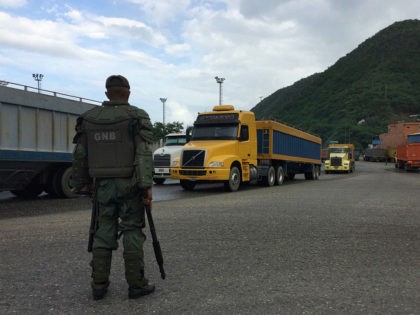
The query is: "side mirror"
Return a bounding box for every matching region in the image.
[186,126,193,143]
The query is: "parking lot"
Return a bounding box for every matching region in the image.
[0,161,419,314]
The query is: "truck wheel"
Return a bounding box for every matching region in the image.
[225,166,241,191]
[44,176,58,196]
[313,165,320,180]
[54,167,78,198]
[153,178,166,185]
[275,166,285,185]
[180,180,196,191]
[11,175,43,198]
[305,165,316,180]
[264,166,275,187]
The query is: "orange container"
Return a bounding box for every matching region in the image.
[379,122,420,149]
[395,132,420,170]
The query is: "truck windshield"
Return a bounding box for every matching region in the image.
[408,134,420,144]
[165,136,187,145]
[329,148,349,154]
[191,125,238,140]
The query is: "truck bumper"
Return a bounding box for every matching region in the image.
[407,161,420,169]
[153,167,171,178]
[171,167,231,181]
[325,165,350,172]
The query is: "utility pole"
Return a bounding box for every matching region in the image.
[159,98,167,125]
[32,73,44,92]
[215,76,225,105]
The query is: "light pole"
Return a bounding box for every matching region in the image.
[32,73,44,92]
[160,98,167,125]
[215,76,225,105]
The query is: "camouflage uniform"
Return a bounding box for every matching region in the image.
[72,75,154,299]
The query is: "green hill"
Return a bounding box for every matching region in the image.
[251,19,420,149]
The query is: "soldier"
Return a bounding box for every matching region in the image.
[71,75,155,300]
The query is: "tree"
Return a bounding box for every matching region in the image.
[152,121,184,140]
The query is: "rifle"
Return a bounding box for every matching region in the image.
[145,203,166,279]
[86,188,98,253]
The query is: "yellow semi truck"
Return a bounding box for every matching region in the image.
[170,105,322,191]
[324,143,355,173]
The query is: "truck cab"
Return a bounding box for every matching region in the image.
[324,143,355,173]
[395,132,420,170]
[153,133,187,184]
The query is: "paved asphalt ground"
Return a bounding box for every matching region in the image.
[0,161,419,314]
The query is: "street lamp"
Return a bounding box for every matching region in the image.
[160,98,167,125]
[215,76,225,105]
[32,73,44,92]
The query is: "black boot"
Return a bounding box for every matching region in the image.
[91,249,112,300]
[124,251,155,299]
[128,284,155,299]
[92,282,110,300]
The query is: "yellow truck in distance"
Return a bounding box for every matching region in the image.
[170,105,322,191]
[324,143,355,173]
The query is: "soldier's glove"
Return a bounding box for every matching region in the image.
[141,188,152,205]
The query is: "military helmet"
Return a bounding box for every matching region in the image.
[105,75,130,89]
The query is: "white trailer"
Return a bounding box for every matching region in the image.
[0,81,99,198]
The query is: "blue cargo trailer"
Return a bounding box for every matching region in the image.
[256,120,322,181]
[0,82,99,198]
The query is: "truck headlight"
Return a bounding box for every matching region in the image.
[209,161,224,167]
[171,161,179,167]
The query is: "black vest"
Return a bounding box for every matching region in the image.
[83,106,138,178]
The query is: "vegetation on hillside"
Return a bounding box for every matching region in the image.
[251,19,420,150]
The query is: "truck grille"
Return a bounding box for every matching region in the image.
[182,150,205,168]
[331,157,342,166]
[180,170,207,176]
[154,154,170,167]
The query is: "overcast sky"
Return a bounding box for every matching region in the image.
[1,0,419,127]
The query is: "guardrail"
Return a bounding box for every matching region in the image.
[0,80,101,105]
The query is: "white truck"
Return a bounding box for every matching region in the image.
[153,133,187,184]
[0,81,99,198]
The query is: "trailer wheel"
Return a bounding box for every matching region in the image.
[153,178,166,185]
[11,175,43,198]
[313,165,320,180]
[44,171,58,196]
[305,165,317,180]
[275,166,285,185]
[264,166,275,187]
[180,180,196,191]
[225,166,241,191]
[54,167,78,198]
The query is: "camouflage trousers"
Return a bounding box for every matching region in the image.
[91,178,149,289]
[92,177,146,252]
